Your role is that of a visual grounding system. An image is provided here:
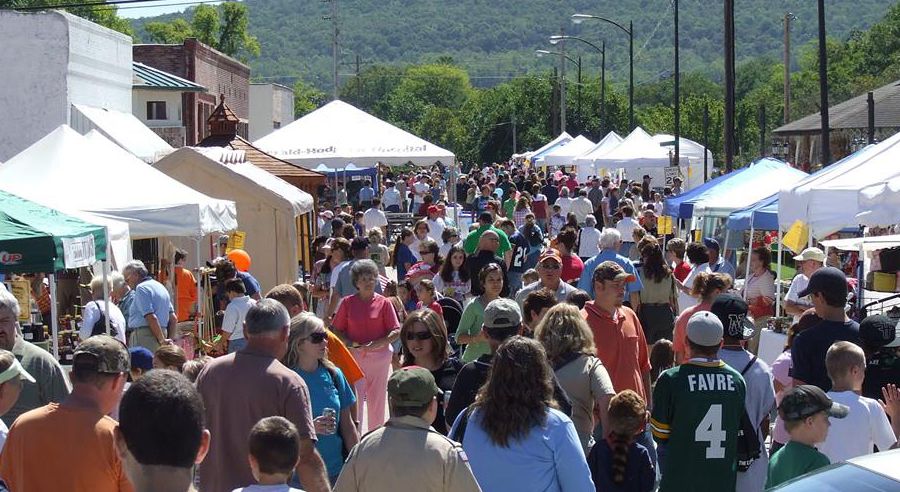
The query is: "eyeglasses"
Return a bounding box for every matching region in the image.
[540,262,561,270]
[305,332,327,344]
[406,331,433,341]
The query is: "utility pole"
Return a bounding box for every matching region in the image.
[560,32,567,134]
[600,40,606,137]
[703,102,709,181]
[867,91,875,144]
[783,13,795,124]
[816,0,831,165]
[577,54,582,134]
[724,0,736,171]
[512,112,518,154]
[326,0,339,100]
[674,0,681,170]
[355,54,361,107]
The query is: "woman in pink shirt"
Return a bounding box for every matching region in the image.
[331,259,400,432]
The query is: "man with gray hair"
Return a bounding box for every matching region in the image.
[78,275,126,344]
[0,289,69,426]
[123,260,176,351]
[196,299,329,492]
[577,228,643,311]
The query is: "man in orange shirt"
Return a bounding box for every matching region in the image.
[0,335,133,492]
[173,250,198,322]
[582,260,656,467]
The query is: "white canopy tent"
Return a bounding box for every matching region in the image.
[71,104,174,164]
[525,132,573,163]
[538,135,595,167]
[572,131,623,181]
[0,125,236,239]
[779,131,900,238]
[255,100,455,169]
[857,175,900,228]
[155,147,313,289]
[652,134,713,167]
[592,127,692,189]
[691,159,808,218]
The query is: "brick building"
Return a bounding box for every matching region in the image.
[133,38,250,146]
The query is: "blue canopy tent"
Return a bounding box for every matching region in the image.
[665,167,747,218]
[726,194,779,231]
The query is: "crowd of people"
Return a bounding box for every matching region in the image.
[0,161,898,492]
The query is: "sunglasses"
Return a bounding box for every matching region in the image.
[406,331,434,341]
[540,262,561,270]
[306,332,327,344]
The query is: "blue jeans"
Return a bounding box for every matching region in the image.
[385,204,400,213]
[228,338,247,353]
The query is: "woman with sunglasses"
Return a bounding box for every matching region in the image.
[331,259,400,432]
[456,264,505,363]
[286,313,360,484]
[400,309,462,435]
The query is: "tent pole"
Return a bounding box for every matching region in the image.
[49,273,59,361]
[102,258,111,336]
[723,229,731,269]
[452,159,460,226]
[195,237,202,348]
[745,217,755,300]
[776,229,783,318]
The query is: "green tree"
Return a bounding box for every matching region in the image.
[144,18,193,44]
[293,79,328,118]
[218,2,260,59]
[191,4,220,47]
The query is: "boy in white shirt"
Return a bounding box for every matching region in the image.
[221,278,257,354]
[819,341,900,462]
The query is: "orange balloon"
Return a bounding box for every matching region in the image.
[227,249,251,272]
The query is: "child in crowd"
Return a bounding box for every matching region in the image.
[153,344,187,373]
[521,268,539,287]
[233,416,304,492]
[770,310,820,453]
[818,341,900,462]
[564,289,592,310]
[648,340,674,385]
[414,279,444,319]
[221,278,257,354]
[182,355,212,383]
[549,204,566,238]
[128,347,153,382]
[367,229,390,276]
[587,390,655,492]
[766,385,849,489]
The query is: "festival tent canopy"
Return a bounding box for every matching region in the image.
[0,125,236,238]
[690,158,808,218]
[779,131,900,238]
[0,189,108,273]
[665,167,747,218]
[538,135,596,166]
[571,132,623,181]
[592,127,681,170]
[652,134,714,168]
[725,194,779,231]
[254,100,455,169]
[71,104,173,164]
[857,174,900,228]
[527,132,572,162]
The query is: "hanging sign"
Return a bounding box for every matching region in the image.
[781,220,810,254]
[61,235,96,269]
[226,231,246,252]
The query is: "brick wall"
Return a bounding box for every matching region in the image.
[151,126,186,147]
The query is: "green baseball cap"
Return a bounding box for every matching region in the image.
[73,335,130,374]
[388,366,441,407]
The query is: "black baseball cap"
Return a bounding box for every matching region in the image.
[778,385,848,422]
[859,314,900,349]
[710,293,755,340]
[798,266,847,298]
[350,237,369,251]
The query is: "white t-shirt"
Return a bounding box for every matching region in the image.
[569,197,594,223]
[413,182,430,203]
[786,274,812,322]
[382,187,401,208]
[221,295,257,340]
[439,240,461,259]
[362,208,388,231]
[578,227,602,258]
[79,300,127,344]
[615,217,640,242]
[427,218,446,243]
[819,390,897,462]
[554,196,574,217]
[0,417,7,453]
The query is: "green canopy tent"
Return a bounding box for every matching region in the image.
[0,190,110,359]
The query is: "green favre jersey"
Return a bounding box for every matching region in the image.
[651,359,747,492]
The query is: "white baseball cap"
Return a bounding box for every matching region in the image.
[793,247,825,263]
[687,311,724,347]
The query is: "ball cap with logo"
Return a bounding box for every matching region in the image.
[859,314,900,349]
[709,293,755,340]
[388,366,442,407]
[686,311,724,347]
[779,384,849,422]
[594,261,637,283]
[73,335,130,374]
[798,266,847,298]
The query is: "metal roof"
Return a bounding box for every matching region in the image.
[774,79,900,135]
[132,62,206,92]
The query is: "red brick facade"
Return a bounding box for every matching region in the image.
[133,39,250,146]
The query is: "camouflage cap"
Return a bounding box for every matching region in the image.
[73,335,130,374]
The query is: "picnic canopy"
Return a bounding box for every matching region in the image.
[593,127,681,169]
[0,189,108,273]
[725,194,779,231]
[570,131,624,181]
[665,167,747,218]
[255,100,455,169]
[525,132,573,162]
[538,135,596,167]
[690,158,807,218]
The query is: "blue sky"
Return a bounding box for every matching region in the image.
[120,0,222,19]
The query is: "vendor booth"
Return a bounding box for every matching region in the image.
[537,135,595,167]
[689,158,807,218]
[524,132,573,166]
[665,167,746,218]
[591,127,697,190]
[572,131,623,181]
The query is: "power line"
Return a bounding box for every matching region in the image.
[6,0,191,10]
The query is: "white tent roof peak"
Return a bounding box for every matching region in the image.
[573,131,624,163]
[539,135,596,166]
[254,100,455,169]
[527,132,573,158]
[593,126,685,169]
[71,104,173,163]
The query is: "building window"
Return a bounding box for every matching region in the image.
[147,101,167,120]
[273,121,281,129]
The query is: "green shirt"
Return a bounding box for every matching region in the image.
[502,197,517,219]
[457,297,491,363]
[651,359,747,492]
[461,225,511,257]
[765,441,830,489]
[2,337,71,426]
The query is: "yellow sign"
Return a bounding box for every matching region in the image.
[782,220,809,254]
[10,279,30,322]
[226,231,246,252]
[693,229,702,242]
[658,215,674,235]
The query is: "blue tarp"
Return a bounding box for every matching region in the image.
[665,167,746,218]
[725,194,778,231]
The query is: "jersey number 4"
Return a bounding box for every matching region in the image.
[695,404,726,459]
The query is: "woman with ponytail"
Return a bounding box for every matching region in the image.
[672,271,733,363]
[587,390,655,492]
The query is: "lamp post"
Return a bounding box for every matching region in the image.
[816,0,831,165]
[537,49,582,135]
[572,14,634,131]
[550,35,606,137]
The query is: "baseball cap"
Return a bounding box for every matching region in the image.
[779,385,849,422]
[710,293,755,340]
[798,266,847,298]
[538,249,562,265]
[218,234,230,245]
[388,366,442,407]
[687,311,724,347]
[483,298,522,328]
[703,237,720,251]
[129,347,154,372]
[0,357,35,385]
[73,335,130,374]
[594,261,637,283]
[404,262,434,280]
[673,176,682,182]
[793,247,825,263]
[350,237,370,251]
[427,205,440,215]
[859,314,900,349]
[642,174,652,180]
[321,210,334,219]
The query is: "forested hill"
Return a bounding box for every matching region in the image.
[131,0,896,90]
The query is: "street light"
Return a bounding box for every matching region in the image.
[571,13,634,131]
[536,49,581,134]
[549,35,607,136]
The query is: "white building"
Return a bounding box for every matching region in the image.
[249,83,295,142]
[0,10,132,161]
[132,62,207,148]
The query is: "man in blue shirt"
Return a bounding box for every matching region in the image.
[123,260,175,352]
[577,228,642,311]
[358,179,375,209]
[705,237,736,278]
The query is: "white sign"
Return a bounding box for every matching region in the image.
[664,167,682,188]
[61,235,96,269]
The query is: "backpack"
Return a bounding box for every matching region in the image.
[89,301,118,338]
[735,355,762,472]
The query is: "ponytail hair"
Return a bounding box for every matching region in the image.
[607,390,648,486]
[690,272,733,300]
